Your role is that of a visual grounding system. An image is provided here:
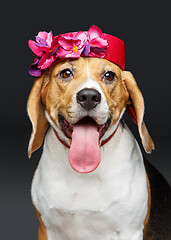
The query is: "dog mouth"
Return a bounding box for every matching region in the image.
[58,114,112,174]
[58,114,112,141]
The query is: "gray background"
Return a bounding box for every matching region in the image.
[1,1,170,239]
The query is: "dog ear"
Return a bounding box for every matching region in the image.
[122,71,155,153]
[27,73,49,158]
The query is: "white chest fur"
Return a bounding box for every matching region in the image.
[31,125,148,240]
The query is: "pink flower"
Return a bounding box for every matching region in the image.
[83,25,108,58]
[57,31,87,58]
[28,31,53,57]
[28,26,109,77]
[28,31,59,76]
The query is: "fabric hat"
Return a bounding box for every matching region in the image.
[28,25,125,77]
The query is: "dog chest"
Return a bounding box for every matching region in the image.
[32,169,146,240]
[42,207,143,240]
[31,127,147,240]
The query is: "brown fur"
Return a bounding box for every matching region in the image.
[27,75,49,157]
[122,71,155,153]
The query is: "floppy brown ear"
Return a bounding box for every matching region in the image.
[123,71,155,153]
[27,73,49,158]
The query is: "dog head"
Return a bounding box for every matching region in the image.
[27,57,154,172]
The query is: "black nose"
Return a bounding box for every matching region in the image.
[76,88,101,110]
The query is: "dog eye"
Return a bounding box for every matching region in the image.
[60,68,73,79]
[103,71,116,82]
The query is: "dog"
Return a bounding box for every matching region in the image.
[27,27,170,240]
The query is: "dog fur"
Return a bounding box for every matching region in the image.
[27,57,170,240]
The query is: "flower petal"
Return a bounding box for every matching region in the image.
[91,37,108,48]
[51,36,59,49]
[90,46,107,58]
[28,40,44,57]
[41,57,54,69]
[28,58,44,77]
[38,53,55,69]
[57,46,72,58]
[29,67,43,77]
[37,31,49,40]
[65,49,82,58]
[87,25,102,41]
[58,36,81,50]
[83,42,91,56]
[34,46,50,53]
[46,31,53,47]
[35,36,47,47]
[36,31,53,47]
[75,31,87,45]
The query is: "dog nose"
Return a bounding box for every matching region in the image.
[77,88,101,110]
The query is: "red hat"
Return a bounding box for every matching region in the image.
[103,33,125,70]
[28,25,125,77]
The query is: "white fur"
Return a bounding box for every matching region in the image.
[31,125,148,240]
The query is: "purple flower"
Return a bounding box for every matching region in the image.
[28,58,44,77]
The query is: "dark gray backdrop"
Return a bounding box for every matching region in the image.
[1,1,170,239]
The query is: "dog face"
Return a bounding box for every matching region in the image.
[27,57,154,159]
[43,58,129,139]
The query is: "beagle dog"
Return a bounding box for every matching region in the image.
[27,57,170,240]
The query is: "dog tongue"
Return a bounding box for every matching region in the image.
[69,119,100,173]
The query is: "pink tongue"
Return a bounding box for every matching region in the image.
[69,121,101,173]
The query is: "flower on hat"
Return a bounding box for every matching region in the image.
[28,26,109,77]
[28,31,58,76]
[57,31,87,58]
[83,25,108,58]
